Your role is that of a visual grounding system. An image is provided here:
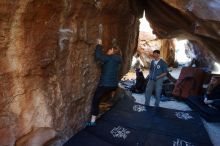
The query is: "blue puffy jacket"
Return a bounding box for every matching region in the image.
[95,44,122,87]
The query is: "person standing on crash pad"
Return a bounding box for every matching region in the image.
[87,38,122,126]
[145,50,168,107]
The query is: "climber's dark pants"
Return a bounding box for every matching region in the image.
[91,86,117,116]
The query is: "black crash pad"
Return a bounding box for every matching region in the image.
[102,99,155,130]
[150,107,211,145]
[186,96,220,122]
[145,132,208,146]
[63,131,115,146]
[106,98,212,145]
[102,107,153,130]
[63,95,213,146]
[85,119,147,146]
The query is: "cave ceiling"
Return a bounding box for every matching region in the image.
[136,0,220,62]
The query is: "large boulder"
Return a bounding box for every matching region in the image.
[0,0,139,145]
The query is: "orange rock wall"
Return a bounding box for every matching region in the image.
[1,0,220,145]
[0,0,140,145]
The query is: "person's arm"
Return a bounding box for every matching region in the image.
[212,99,220,103]
[204,97,214,104]
[148,61,154,80]
[156,72,167,80]
[149,61,153,74]
[95,44,109,62]
[211,99,220,109]
[206,84,214,94]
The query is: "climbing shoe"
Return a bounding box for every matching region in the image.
[86,122,96,127]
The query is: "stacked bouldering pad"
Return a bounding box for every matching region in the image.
[172,67,206,99]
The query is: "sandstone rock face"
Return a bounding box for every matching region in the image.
[16,127,56,146]
[143,0,220,62]
[137,33,175,68]
[137,0,220,69]
[1,0,220,145]
[0,0,139,145]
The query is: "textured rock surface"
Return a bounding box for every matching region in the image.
[16,127,56,146]
[1,0,220,145]
[0,0,140,145]
[137,0,220,69]
[137,33,175,68]
[144,0,220,62]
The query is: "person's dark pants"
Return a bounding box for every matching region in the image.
[91,86,117,116]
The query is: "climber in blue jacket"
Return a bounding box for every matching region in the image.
[87,39,122,126]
